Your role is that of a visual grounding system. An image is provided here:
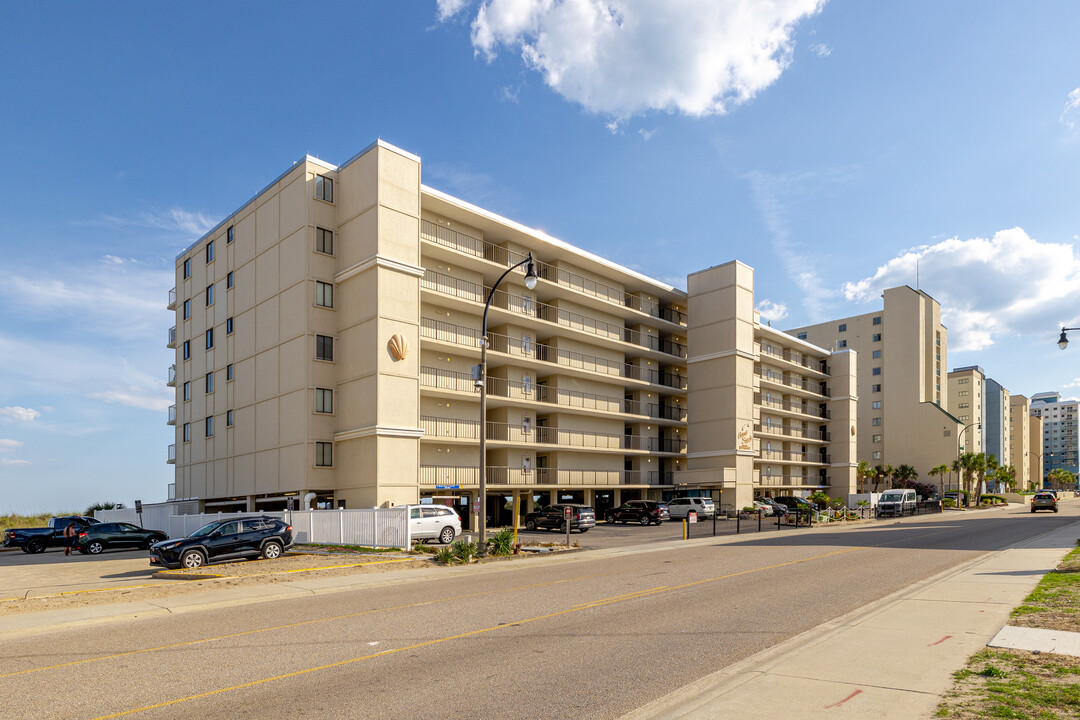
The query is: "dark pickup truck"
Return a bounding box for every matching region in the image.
[3,516,101,553]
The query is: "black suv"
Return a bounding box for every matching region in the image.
[524,504,596,533]
[771,496,815,515]
[605,500,669,526]
[149,516,293,569]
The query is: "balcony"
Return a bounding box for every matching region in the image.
[756,450,830,464]
[754,423,831,442]
[167,444,176,464]
[419,464,678,487]
[167,364,176,387]
[758,474,830,488]
[421,270,687,359]
[167,404,176,425]
[167,326,177,348]
[754,393,830,419]
[420,416,686,453]
[168,287,177,310]
[758,341,828,375]
[420,318,688,391]
[754,365,830,398]
[420,219,687,325]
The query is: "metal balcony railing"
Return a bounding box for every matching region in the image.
[420,318,688,391]
[167,444,176,464]
[168,287,177,309]
[168,326,177,348]
[758,474,830,487]
[758,341,828,374]
[754,366,830,398]
[418,465,681,487]
[756,450,830,464]
[753,424,831,442]
[754,393,830,419]
[420,219,687,325]
[421,270,687,359]
[167,364,177,386]
[167,404,177,425]
[420,416,686,452]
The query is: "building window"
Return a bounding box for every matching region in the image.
[183,299,191,319]
[205,416,214,438]
[315,442,333,466]
[206,284,214,306]
[227,363,234,381]
[797,332,807,340]
[960,415,969,422]
[183,423,190,442]
[959,390,969,397]
[226,317,233,335]
[205,372,214,393]
[315,174,334,203]
[872,350,881,359]
[316,281,334,308]
[206,328,214,349]
[872,384,881,392]
[315,388,333,413]
[838,324,847,332]
[872,316,881,325]
[206,240,214,263]
[872,434,882,443]
[183,258,191,279]
[227,271,233,289]
[227,410,234,427]
[872,450,882,459]
[872,367,881,376]
[959,402,970,409]
[522,335,532,354]
[183,340,190,360]
[227,225,234,244]
[838,340,847,348]
[872,401,882,409]
[316,335,334,361]
[316,227,334,255]
[183,381,191,401]
[873,334,882,342]
[872,417,882,426]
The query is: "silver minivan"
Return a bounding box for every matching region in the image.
[876,489,917,518]
[666,497,715,519]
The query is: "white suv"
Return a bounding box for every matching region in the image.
[666,497,715,519]
[408,505,461,544]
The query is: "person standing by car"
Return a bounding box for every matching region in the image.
[62,522,77,556]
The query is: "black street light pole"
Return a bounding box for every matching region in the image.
[477,253,538,546]
[1057,327,1080,350]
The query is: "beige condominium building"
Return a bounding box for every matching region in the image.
[1009,394,1032,488]
[948,366,985,455]
[685,261,858,510]
[166,140,860,522]
[788,286,962,479]
[1028,414,1044,489]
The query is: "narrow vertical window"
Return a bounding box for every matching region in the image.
[183,340,190,360]
[226,317,233,335]
[315,281,334,308]
[226,363,234,381]
[183,381,191,401]
[206,240,214,263]
[183,258,191,279]
[205,416,214,437]
[183,299,191,319]
[315,175,334,203]
[205,372,214,393]
[315,442,333,466]
[227,225,234,244]
[206,328,214,349]
[315,388,333,413]
[316,335,334,361]
[183,423,190,442]
[227,410,234,426]
[206,284,214,306]
[316,227,334,254]
[227,271,233,289]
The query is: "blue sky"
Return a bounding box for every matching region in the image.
[2,2,1079,512]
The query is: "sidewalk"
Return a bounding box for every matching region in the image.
[621,517,1080,720]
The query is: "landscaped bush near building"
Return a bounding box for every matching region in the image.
[978,494,1007,505]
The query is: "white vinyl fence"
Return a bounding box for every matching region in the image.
[96,507,412,549]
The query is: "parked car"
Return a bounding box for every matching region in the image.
[771,496,815,515]
[3,515,101,554]
[605,500,669,525]
[408,504,462,544]
[759,498,788,517]
[1030,492,1059,513]
[75,523,168,555]
[876,489,917,518]
[752,500,775,516]
[666,497,715,519]
[149,516,292,569]
[524,504,596,532]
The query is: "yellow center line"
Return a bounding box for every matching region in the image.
[90,545,867,719]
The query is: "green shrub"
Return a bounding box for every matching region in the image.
[979,494,1006,505]
[487,527,514,556]
[433,546,455,565]
[411,542,438,554]
[451,539,478,564]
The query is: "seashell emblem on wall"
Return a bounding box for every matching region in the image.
[388,333,409,361]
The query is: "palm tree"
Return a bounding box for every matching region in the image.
[954,452,979,508]
[856,461,872,494]
[994,465,1016,493]
[978,454,998,501]
[894,464,918,490]
[872,464,893,494]
[928,464,950,500]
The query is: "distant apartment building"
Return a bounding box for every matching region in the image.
[685,261,858,510]
[787,286,962,479]
[985,378,1011,468]
[1029,392,1079,484]
[166,140,858,523]
[948,366,985,454]
[1028,414,1044,489]
[1009,394,1032,488]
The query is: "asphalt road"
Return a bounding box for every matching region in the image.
[3,505,1077,720]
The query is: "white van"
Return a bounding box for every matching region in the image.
[876,489,917,518]
[666,497,715,519]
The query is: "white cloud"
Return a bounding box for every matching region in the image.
[424,163,524,213]
[88,386,172,412]
[452,0,825,119]
[0,439,23,451]
[638,128,655,141]
[0,458,31,466]
[90,207,216,237]
[605,120,620,134]
[0,407,41,423]
[842,228,1080,352]
[1063,377,1080,389]
[810,42,831,57]
[499,84,520,103]
[756,299,789,323]
[1061,88,1080,131]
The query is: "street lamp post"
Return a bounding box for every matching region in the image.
[1057,327,1080,350]
[477,253,538,546]
[955,421,981,508]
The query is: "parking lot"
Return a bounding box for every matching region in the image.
[0,546,170,601]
